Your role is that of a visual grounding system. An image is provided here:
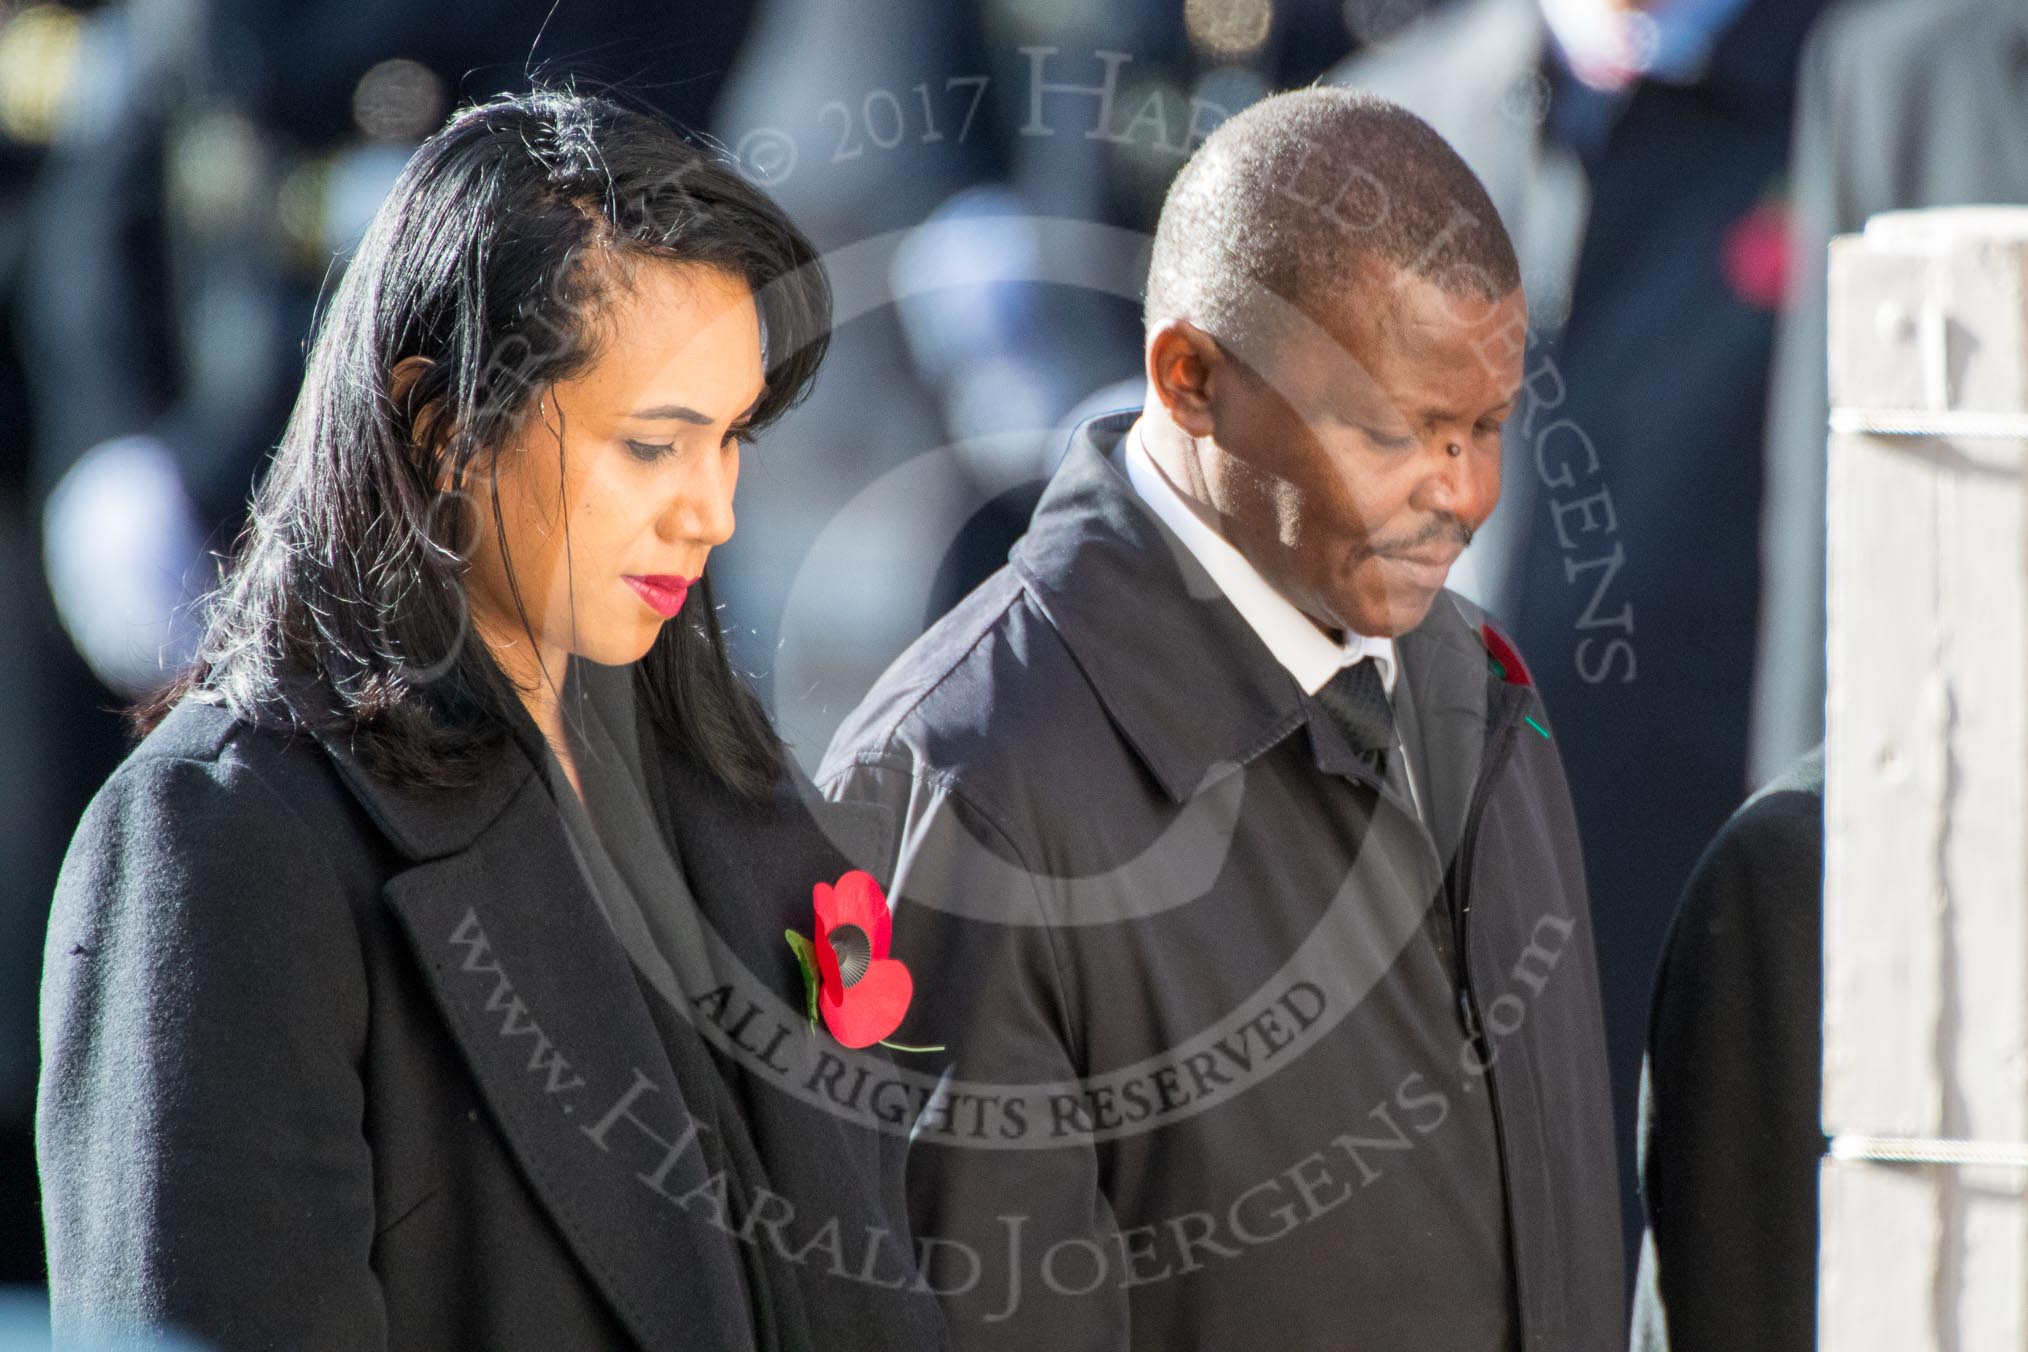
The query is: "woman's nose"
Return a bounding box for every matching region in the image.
[663,441,739,547]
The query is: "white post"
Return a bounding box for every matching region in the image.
[1820,207,2028,1351]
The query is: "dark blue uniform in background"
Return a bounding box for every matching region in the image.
[1506,0,1829,1267]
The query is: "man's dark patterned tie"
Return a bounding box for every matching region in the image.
[1314,657,1400,780]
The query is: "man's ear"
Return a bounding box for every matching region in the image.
[1145,319,1223,439]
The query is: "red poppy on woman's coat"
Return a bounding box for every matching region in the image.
[806,870,915,1049]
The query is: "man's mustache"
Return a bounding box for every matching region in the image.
[1367,516,1475,555]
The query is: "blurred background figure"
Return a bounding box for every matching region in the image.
[1751,0,2028,785]
[0,0,85,1302]
[1329,0,1830,1279]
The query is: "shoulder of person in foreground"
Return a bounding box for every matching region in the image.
[1632,744,1825,1352]
[39,693,387,1348]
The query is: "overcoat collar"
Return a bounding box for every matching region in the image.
[306,664,906,1352]
[1011,410,1504,852]
[313,711,535,863]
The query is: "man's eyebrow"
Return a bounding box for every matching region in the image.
[1416,393,1519,422]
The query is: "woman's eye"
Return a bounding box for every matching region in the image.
[627,428,749,461]
[1366,427,1417,451]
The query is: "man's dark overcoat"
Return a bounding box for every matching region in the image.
[820,411,1624,1351]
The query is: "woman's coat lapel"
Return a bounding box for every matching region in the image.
[315,718,743,1352]
[306,687,897,1352]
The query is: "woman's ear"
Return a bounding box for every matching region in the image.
[388,356,452,487]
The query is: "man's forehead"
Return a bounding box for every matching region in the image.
[1270,310,1520,414]
[1310,267,1524,382]
[1348,257,1524,335]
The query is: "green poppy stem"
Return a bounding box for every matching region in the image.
[877,1039,947,1053]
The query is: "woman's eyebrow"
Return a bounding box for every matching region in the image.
[626,404,715,425]
[629,387,766,426]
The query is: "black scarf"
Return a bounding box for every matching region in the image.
[503,656,947,1352]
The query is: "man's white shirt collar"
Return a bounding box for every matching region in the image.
[1123,418,1400,699]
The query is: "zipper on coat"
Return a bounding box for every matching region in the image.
[1443,682,1537,1344]
[1446,686,1529,1050]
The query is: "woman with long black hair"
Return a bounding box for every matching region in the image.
[36,87,951,1352]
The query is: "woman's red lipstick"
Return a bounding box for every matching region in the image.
[623,574,696,617]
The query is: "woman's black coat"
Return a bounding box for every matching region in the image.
[36,678,952,1352]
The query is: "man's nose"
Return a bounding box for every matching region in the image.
[1423,436,1500,528]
